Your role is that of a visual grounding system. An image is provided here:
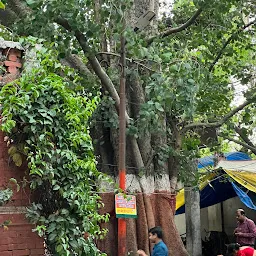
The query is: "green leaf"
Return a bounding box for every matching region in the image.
[155,102,164,112]
[48,232,57,241]
[0,1,5,9]
[49,109,56,117]
[56,244,63,252]
[8,146,17,156]
[26,0,36,5]
[53,185,60,191]
[69,240,78,248]
[47,223,56,233]
[12,153,23,167]
[9,178,17,185]
[188,79,195,84]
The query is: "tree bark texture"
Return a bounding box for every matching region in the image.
[95,0,188,253]
[185,187,202,256]
[98,191,187,256]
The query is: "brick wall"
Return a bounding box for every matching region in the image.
[0,45,22,85]
[0,44,44,256]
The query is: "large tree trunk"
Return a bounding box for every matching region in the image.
[95,0,188,255]
[94,73,188,255]
[0,0,189,254]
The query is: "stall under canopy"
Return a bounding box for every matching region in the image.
[176,152,256,215]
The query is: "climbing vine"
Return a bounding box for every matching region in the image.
[0,178,20,230]
[0,42,109,255]
[0,178,20,206]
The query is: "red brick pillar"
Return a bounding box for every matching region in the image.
[0,42,45,256]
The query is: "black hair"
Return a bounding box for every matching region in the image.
[149,226,163,239]
[226,243,240,256]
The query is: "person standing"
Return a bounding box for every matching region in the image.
[234,209,256,247]
[137,226,168,256]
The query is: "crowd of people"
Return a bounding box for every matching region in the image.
[137,208,256,256]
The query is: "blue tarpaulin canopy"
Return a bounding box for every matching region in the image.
[176,152,256,215]
[231,182,256,210]
[197,152,251,169]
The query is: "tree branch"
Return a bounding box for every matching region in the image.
[234,125,256,148]
[54,18,131,123]
[222,136,256,155]
[55,18,73,31]
[97,52,155,72]
[88,55,124,114]
[61,54,91,76]
[62,23,147,174]
[147,8,202,45]
[182,98,254,133]
[209,19,256,72]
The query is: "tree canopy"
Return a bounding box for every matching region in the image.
[0,0,256,255]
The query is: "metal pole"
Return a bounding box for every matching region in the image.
[118,21,126,256]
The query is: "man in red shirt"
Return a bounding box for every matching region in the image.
[234,209,256,247]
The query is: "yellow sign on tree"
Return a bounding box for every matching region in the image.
[115,194,137,218]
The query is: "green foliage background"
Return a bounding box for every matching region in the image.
[0,0,255,253]
[0,41,109,256]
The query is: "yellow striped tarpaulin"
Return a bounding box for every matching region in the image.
[176,170,256,211]
[224,170,256,193]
